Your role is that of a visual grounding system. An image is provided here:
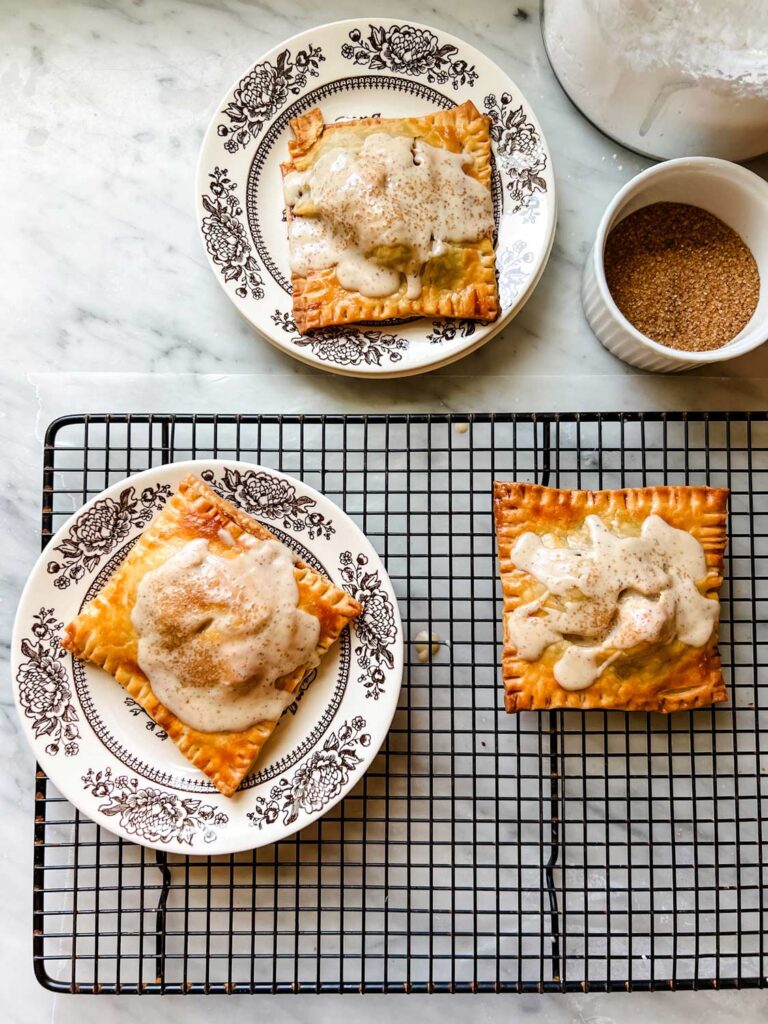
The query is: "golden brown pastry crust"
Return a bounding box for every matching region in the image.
[62,474,362,796]
[283,101,499,334]
[493,483,729,713]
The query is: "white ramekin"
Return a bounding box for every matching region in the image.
[582,157,768,372]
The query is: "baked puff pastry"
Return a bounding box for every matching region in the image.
[62,474,362,796]
[493,483,729,713]
[282,101,499,334]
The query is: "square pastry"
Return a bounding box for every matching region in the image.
[493,483,729,713]
[62,474,362,796]
[281,100,499,333]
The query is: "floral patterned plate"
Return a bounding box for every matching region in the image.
[12,461,403,855]
[196,18,556,377]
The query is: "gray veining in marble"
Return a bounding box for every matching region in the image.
[1,0,767,1021]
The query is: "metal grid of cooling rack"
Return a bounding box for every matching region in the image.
[33,411,767,994]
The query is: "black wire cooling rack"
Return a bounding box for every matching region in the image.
[33,411,767,994]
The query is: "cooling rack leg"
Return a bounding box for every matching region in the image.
[161,419,171,466]
[153,850,171,987]
[538,420,562,986]
[545,710,563,986]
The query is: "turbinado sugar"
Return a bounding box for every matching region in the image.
[604,202,760,352]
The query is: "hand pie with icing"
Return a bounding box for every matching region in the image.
[62,474,362,796]
[493,483,729,713]
[282,101,499,334]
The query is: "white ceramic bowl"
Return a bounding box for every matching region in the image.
[582,157,768,372]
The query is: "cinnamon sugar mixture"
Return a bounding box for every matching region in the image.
[604,202,760,352]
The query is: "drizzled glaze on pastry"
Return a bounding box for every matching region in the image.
[283,133,494,299]
[506,515,719,691]
[131,536,320,732]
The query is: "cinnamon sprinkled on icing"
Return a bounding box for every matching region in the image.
[131,537,320,732]
[506,514,719,691]
[284,133,494,299]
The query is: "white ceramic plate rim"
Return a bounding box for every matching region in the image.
[12,460,403,855]
[195,17,557,378]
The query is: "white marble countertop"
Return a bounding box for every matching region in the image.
[1,1,767,1022]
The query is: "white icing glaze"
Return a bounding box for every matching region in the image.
[131,537,320,732]
[283,132,494,299]
[506,514,719,691]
